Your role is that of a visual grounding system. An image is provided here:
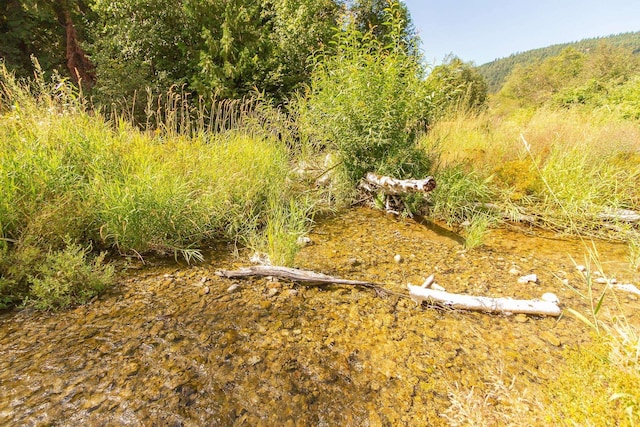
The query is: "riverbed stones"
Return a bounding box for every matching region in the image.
[123,362,140,377]
[517,273,538,284]
[150,320,164,336]
[540,331,561,347]
[2,207,639,426]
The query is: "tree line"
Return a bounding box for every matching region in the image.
[0,0,420,105]
[478,31,640,93]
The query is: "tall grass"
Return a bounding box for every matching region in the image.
[0,61,316,308]
[420,107,640,240]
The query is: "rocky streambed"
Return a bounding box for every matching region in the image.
[1,207,638,426]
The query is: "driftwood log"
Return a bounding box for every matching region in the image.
[361,173,436,215]
[216,266,562,317]
[364,173,436,194]
[407,285,562,317]
[217,265,373,286]
[216,265,402,297]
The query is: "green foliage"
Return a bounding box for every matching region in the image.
[0,59,324,307]
[425,56,488,118]
[478,31,640,93]
[463,213,491,250]
[498,43,640,112]
[88,0,197,104]
[0,238,114,311]
[425,163,493,225]
[251,197,315,266]
[346,0,419,56]
[0,0,65,77]
[298,1,432,185]
[27,240,114,310]
[89,0,341,106]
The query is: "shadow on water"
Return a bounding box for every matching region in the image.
[413,214,466,245]
[0,207,638,425]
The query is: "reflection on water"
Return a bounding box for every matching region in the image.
[0,207,638,425]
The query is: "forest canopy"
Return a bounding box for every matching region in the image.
[0,0,417,105]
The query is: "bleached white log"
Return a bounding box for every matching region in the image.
[364,172,436,194]
[407,285,562,317]
[612,283,640,296]
[598,208,640,223]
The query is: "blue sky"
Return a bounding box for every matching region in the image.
[401,0,640,66]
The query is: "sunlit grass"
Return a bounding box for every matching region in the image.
[420,107,640,240]
[0,61,317,308]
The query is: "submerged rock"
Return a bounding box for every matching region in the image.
[517,274,538,284]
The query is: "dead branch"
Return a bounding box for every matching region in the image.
[407,285,561,317]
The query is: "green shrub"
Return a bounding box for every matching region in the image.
[425,56,488,119]
[297,1,433,185]
[26,240,114,310]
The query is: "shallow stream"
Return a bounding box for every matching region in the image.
[1,207,639,426]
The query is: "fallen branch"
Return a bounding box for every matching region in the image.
[216,265,402,297]
[217,265,372,285]
[407,285,561,317]
[364,173,436,195]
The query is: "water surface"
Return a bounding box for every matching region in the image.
[1,207,638,425]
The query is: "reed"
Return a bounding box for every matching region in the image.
[0,61,317,309]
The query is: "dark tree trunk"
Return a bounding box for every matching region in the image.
[53,1,96,87]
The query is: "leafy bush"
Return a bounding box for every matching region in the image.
[425,56,488,118]
[26,240,114,310]
[297,1,433,185]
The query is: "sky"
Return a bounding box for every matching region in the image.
[401,0,640,66]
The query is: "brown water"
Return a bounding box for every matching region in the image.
[1,207,639,426]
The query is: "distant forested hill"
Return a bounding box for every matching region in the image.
[478,31,640,93]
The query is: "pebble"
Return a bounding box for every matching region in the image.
[297,236,313,246]
[576,265,586,272]
[81,393,106,410]
[260,301,272,309]
[123,362,140,377]
[227,283,240,293]
[508,267,521,275]
[394,254,403,263]
[150,321,164,336]
[201,286,210,295]
[540,331,561,347]
[247,355,262,366]
[514,314,528,323]
[267,288,279,297]
[517,274,538,284]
